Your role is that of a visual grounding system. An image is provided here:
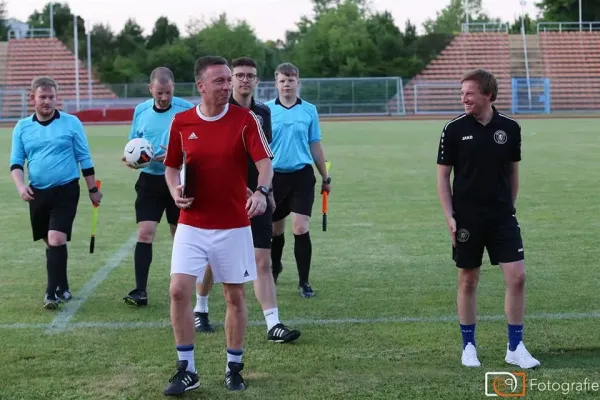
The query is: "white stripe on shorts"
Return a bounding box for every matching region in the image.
[171,224,257,284]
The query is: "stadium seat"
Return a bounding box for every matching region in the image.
[400,32,512,114]
[539,31,600,111]
[1,38,117,119]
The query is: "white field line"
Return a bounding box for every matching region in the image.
[45,234,138,334]
[1,310,599,331]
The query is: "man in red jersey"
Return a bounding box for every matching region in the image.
[162,56,274,396]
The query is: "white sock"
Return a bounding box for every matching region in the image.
[194,295,209,313]
[176,345,196,372]
[263,308,280,331]
[226,348,243,373]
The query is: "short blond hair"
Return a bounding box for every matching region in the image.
[31,76,58,92]
[461,68,498,102]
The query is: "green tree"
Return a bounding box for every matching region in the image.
[536,0,600,22]
[147,16,180,50]
[115,18,146,56]
[423,0,491,34]
[508,14,538,34]
[186,14,266,76]
[291,1,377,77]
[0,0,9,40]
[146,41,195,82]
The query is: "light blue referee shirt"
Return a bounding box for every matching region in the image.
[129,96,194,175]
[265,97,321,173]
[10,110,94,190]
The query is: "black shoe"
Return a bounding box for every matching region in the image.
[56,288,72,303]
[224,362,246,391]
[43,293,59,310]
[299,283,315,298]
[268,323,301,343]
[272,262,283,284]
[164,360,200,396]
[123,289,148,306]
[194,312,215,333]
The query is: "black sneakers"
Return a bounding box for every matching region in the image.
[268,323,301,343]
[56,288,72,303]
[299,283,315,298]
[194,312,215,333]
[123,289,148,306]
[164,360,200,396]
[43,293,59,310]
[224,362,246,391]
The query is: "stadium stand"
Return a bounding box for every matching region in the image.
[538,31,600,111]
[402,32,512,114]
[1,37,117,119]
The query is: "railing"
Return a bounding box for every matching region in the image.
[6,76,600,120]
[537,21,600,33]
[8,28,55,40]
[461,22,509,33]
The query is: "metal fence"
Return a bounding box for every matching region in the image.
[103,77,405,117]
[5,76,600,121]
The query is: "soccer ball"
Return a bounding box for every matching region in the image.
[124,138,154,169]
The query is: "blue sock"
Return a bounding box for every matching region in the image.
[508,324,523,351]
[176,344,195,372]
[226,348,243,373]
[460,323,476,349]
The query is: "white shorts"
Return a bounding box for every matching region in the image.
[170,224,257,284]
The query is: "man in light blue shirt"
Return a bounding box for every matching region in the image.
[266,63,331,298]
[121,67,194,307]
[9,76,103,309]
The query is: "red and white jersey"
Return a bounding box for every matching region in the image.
[164,103,273,229]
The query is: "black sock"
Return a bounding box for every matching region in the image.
[271,234,285,267]
[46,245,67,296]
[294,232,312,285]
[134,242,153,292]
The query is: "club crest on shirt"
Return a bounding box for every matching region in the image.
[493,130,507,144]
[457,229,470,243]
[254,114,264,127]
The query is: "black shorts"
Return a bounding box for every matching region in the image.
[452,212,524,269]
[251,207,273,249]
[135,172,179,225]
[29,179,80,242]
[272,165,316,222]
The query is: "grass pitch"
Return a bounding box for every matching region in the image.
[0,118,599,399]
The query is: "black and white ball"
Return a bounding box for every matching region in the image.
[124,138,154,168]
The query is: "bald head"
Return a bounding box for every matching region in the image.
[150,67,174,85]
[149,67,175,109]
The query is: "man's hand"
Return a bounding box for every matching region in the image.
[18,184,34,202]
[246,187,253,200]
[447,216,457,247]
[171,184,194,209]
[246,192,267,218]
[153,145,168,162]
[89,189,103,206]
[321,180,331,194]
[121,155,137,169]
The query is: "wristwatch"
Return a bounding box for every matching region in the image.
[256,185,269,197]
[89,187,98,193]
[323,177,331,184]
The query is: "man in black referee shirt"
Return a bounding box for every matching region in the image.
[193,57,301,343]
[436,68,540,369]
[9,76,103,309]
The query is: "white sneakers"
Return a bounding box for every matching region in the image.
[505,341,541,369]
[461,343,481,367]
[461,341,540,369]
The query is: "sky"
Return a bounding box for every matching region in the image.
[6,0,541,40]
